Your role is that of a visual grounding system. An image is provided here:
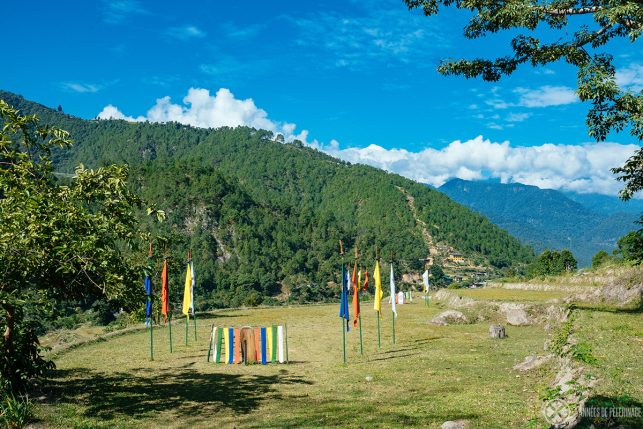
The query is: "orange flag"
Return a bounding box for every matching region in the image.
[352,263,360,327]
[161,259,169,323]
[362,268,369,291]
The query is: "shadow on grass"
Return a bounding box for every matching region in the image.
[576,394,642,428]
[44,366,313,420]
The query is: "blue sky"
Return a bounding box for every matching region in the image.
[3,0,642,196]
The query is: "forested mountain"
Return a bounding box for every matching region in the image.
[439,179,639,267]
[563,191,643,216]
[1,90,533,308]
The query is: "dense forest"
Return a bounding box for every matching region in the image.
[1,91,533,310]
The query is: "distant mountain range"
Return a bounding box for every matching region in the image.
[438,179,640,267]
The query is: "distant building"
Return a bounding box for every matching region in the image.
[448,253,464,263]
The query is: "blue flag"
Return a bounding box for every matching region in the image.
[145,274,152,326]
[339,263,350,331]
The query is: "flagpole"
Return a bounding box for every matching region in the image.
[148,243,154,361]
[358,311,363,355]
[391,255,396,345]
[207,323,214,362]
[377,315,381,351]
[189,249,197,340]
[168,312,173,353]
[376,247,381,352]
[185,314,189,346]
[340,240,346,366]
[354,246,363,356]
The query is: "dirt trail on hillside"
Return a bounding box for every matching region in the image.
[397,186,438,256]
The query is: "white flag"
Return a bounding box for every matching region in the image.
[422,270,429,293]
[190,260,195,314]
[390,263,397,316]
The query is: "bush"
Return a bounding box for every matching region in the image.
[0,393,34,429]
[0,309,54,394]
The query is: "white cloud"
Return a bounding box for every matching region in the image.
[98,87,636,196]
[286,7,445,70]
[62,82,101,93]
[102,0,148,24]
[325,136,637,196]
[97,88,314,144]
[167,25,206,41]
[506,113,531,123]
[515,85,578,108]
[97,104,145,121]
[616,63,643,91]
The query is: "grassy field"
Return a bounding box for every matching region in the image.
[36,300,559,429]
[453,288,567,302]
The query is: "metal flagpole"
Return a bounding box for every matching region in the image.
[148,243,154,361]
[355,245,363,356]
[391,254,396,345]
[340,240,346,366]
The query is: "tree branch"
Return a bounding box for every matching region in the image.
[542,6,602,16]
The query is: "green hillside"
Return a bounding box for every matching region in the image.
[0,91,533,308]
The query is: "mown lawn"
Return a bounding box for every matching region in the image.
[36,301,555,428]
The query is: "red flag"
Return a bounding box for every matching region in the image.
[161,258,169,323]
[363,268,369,291]
[352,263,360,327]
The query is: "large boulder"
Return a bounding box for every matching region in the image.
[499,303,532,326]
[430,310,469,326]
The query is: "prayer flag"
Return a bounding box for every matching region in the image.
[189,260,195,315]
[352,263,360,327]
[182,262,192,316]
[271,325,278,362]
[362,268,369,291]
[260,327,267,364]
[161,259,169,323]
[144,274,152,326]
[373,261,383,316]
[422,270,429,293]
[234,328,241,364]
[339,263,350,331]
[277,325,284,363]
[225,328,232,364]
[390,263,397,316]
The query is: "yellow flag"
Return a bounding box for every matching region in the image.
[182,262,192,316]
[373,260,383,316]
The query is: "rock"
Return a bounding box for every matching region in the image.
[599,271,642,306]
[499,303,532,326]
[513,354,551,371]
[506,309,532,326]
[430,310,469,326]
[365,376,373,382]
[433,290,476,308]
[489,324,506,339]
[441,420,468,429]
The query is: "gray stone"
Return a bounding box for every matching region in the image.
[441,420,468,429]
[489,324,506,339]
[506,308,531,325]
[430,310,469,326]
[513,354,551,371]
